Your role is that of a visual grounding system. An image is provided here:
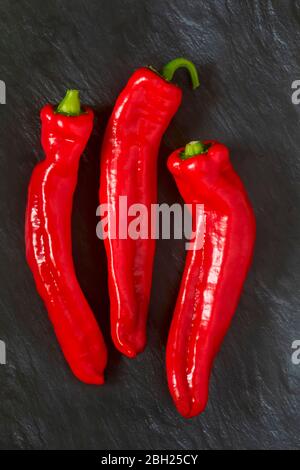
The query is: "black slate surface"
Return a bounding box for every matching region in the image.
[0,0,299,450]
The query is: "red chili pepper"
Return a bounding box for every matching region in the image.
[100,58,200,358]
[166,140,256,418]
[25,90,107,384]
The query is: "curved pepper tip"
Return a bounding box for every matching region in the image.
[75,371,105,386]
[113,332,146,358]
[70,360,106,385]
[116,342,142,359]
[173,392,209,419]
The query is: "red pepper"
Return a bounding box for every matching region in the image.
[25,90,107,384]
[100,58,200,358]
[166,140,256,418]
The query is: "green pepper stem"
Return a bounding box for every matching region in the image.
[180,140,210,160]
[56,89,82,116]
[161,58,200,89]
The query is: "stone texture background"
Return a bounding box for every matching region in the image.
[0,0,299,450]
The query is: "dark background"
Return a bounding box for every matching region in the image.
[0,0,299,450]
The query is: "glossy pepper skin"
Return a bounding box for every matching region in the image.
[166,141,256,418]
[100,59,199,358]
[100,67,182,357]
[25,95,107,384]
